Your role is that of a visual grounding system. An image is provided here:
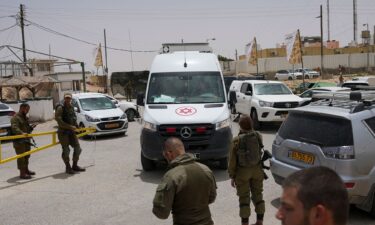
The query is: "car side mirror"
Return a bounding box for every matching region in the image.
[137,93,145,106]
[245,91,252,96]
[74,107,80,113]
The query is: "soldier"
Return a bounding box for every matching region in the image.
[55,93,85,174]
[11,102,36,179]
[276,166,349,225]
[228,116,265,225]
[152,137,217,225]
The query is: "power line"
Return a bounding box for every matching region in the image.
[0,24,17,32]
[25,19,158,53]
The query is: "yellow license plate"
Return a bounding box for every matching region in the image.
[288,150,315,164]
[105,123,119,129]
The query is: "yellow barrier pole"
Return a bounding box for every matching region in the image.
[0,127,96,164]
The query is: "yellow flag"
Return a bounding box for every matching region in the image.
[248,37,257,65]
[289,30,302,64]
[94,43,103,68]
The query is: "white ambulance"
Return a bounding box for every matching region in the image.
[138,51,232,170]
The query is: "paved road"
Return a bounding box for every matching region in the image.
[0,119,373,225]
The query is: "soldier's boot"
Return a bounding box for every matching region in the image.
[26,166,36,176]
[241,218,249,225]
[251,214,264,225]
[72,161,86,172]
[251,221,263,225]
[64,161,75,174]
[20,169,32,179]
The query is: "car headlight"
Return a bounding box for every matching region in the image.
[120,113,127,119]
[216,118,230,130]
[85,115,100,122]
[143,121,157,131]
[259,100,274,107]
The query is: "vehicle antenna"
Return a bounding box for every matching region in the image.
[182,38,187,68]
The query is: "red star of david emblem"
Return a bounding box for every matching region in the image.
[179,108,192,114]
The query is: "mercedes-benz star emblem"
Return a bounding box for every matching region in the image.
[180,126,192,139]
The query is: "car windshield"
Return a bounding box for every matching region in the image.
[254,83,292,95]
[79,97,116,111]
[278,111,353,147]
[146,72,225,104]
[0,104,9,110]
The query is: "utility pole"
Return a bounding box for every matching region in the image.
[320,4,324,78]
[128,30,134,71]
[104,29,108,93]
[327,0,330,41]
[20,4,26,64]
[353,0,357,43]
[81,62,86,92]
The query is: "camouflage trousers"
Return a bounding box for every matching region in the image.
[58,131,82,162]
[234,165,265,218]
[13,142,31,170]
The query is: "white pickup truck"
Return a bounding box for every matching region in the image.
[229,80,303,129]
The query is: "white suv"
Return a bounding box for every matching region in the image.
[72,93,128,136]
[230,80,303,129]
[270,91,375,216]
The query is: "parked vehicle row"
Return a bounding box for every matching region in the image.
[275,68,320,80]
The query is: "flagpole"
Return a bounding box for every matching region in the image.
[255,37,259,75]
[298,29,305,89]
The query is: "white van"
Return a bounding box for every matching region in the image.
[72,93,128,136]
[138,51,232,171]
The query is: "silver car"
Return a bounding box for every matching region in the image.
[0,103,15,136]
[270,91,375,216]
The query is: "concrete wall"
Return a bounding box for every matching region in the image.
[222,53,375,75]
[8,98,54,122]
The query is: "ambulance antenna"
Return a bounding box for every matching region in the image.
[182,38,187,68]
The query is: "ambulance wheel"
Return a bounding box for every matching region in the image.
[141,152,155,171]
[218,157,228,170]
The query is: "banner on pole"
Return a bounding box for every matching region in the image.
[285,30,302,64]
[94,43,103,68]
[248,37,257,65]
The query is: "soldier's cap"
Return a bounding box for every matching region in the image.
[64,93,72,98]
[239,115,253,131]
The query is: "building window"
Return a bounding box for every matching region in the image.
[37,63,51,72]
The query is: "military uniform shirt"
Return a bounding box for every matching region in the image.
[153,153,217,225]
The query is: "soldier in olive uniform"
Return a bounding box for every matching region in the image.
[153,137,217,225]
[55,93,85,174]
[228,116,265,225]
[11,103,36,179]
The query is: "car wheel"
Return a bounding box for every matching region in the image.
[288,76,293,80]
[370,190,375,217]
[218,157,228,170]
[275,77,278,80]
[230,105,236,114]
[126,109,136,122]
[251,109,261,130]
[141,152,156,171]
[305,75,309,79]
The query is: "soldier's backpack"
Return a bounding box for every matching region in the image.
[237,131,263,167]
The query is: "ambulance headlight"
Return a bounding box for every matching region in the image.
[216,118,230,130]
[143,121,157,131]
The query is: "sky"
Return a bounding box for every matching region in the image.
[0,0,374,74]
